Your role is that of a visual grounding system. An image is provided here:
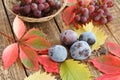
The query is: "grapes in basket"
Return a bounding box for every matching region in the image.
[12,0,62,18]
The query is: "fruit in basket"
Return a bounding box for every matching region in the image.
[70,41,91,60]
[12,0,62,18]
[48,45,67,62]
[79,32,96,45]
[60,30,78,46]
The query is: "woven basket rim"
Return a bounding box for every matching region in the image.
[4,0,67,22]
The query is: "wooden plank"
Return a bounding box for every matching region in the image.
[105,0,120,44]
[0,1,26,80]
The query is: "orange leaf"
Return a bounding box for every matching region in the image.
[13,16,26,39]
[89,54,120,74]
[2,43,18,69]
[20,45,39,70]
[62,5,77,26]
[38,55,59,73]
[96,73,120,80]
[24,36,51,51]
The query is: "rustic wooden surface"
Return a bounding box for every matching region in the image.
[0,0,120,80]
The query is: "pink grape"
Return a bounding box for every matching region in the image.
[100,17,107,24]
[38,4,45,11]
[33,10,42,18]
[23,4,31,15]
[93,14,101,21]
[88,5,95,13]
[12,4,20,14]
[55,1,61,9]
[107,14,113,22]
[44,2,50,9]
[48,0,55,6]
[75,15,81,22]
[81,16,87,23]
[31,3,38,11]
[82,8,89,16]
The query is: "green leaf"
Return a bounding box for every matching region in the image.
[23,28,46,40]
[25,36,51,51]
[60,59,92,80]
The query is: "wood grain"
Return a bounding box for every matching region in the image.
[0,1,26,80]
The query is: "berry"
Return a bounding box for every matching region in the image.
[48,45,67,62]
[100,17,107,24]
[60,30,78,46]
[31,3,38,11]
[70,41,91,60]
[88,5,95,13]
[35,0,46,4]
[38,3,45,11]
[79,32,96,45]
[12,4,20,14]
[75,15,81,22]
[33,10,42,18]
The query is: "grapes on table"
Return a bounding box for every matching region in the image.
[12,0,62,18]
[72,0,114,25]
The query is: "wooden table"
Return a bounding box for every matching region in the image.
[0,0,120,80]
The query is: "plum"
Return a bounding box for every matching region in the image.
[70,41,91,60]
[79,32,96,45]
[60,30,78,46]
[48,45,67,62]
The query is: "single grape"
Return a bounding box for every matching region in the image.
[97,9,104,15]
[38,3,45,11]
[80,16,87,23]
[95,5,99,11]
[31,3,38,11]
[78,0,84,6]
[104,8,110,15]
[23,4,31,15]
[35,0,46,4]
[48,0,55,7]
[33,10,42,18]
[88,5,95,13]
[107,14,113,22]
[44,2,50,9]
[82,8,89,16]
[12,4,20,14]
[103,0,114,7]
[101,4,108,9]
[55,1,61,10]
[93,15,101,21]
[100,17,107,24]
[75,15,81,22]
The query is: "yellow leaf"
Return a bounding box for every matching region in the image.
[24,71,56,80]
[60,59,92,80]
[74,22,107,50]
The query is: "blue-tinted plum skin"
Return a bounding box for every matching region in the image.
[79,32,96,45]
[48,45,67,62]
[70,41,91,60]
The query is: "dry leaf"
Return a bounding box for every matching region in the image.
[24,71,56,80]
[74,22,107,50]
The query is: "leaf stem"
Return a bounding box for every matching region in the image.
[0,31,15,42]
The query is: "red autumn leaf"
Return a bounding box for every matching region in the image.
[62,5,77,25]
[107,42,120,57]
[38,55,59,73]
[89,54,120,74]
[24,36,51,51]
[2,43,18,69]
[13,16,26,39]
[22,28,46,40]
[38,48,49,55]
[96,73,120,80]
[20,45,39,70]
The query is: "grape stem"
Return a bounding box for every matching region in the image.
[0,31,15,43]
[98,0,102,5]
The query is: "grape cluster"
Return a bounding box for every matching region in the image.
[75,0,114,24]
[12,0,62,18]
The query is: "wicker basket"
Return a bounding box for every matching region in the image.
[4,0,67,22]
